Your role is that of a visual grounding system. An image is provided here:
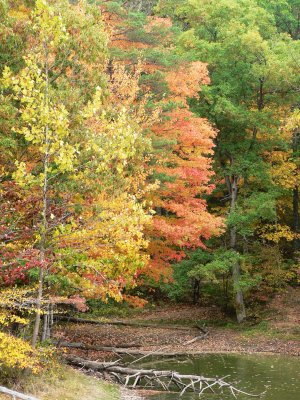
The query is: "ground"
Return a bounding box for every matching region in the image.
[53,287,300,360]
[1,289,299,400]
[268,286,300,334]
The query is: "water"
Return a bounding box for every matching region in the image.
[135,353,300,399]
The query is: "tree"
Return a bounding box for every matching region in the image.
[259,0,300,39]
[157,0,300,320]
[3,0,77,346]
[1,0,154,346]
[99,1,224,283]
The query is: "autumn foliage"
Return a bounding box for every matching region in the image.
[101,4,223,280]
[1,1,299,374]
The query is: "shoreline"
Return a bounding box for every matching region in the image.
[121,349,300,357]
[55,322,300,360]
[54,302,300,360]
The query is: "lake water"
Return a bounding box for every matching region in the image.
[135,353,300,399]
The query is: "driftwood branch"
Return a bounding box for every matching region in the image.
[0,386,39,400]
[66,355,260,398]
[184,334,208,345]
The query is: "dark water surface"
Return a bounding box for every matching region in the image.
[136,353,299,399]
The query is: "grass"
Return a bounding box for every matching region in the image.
[0,365,119,400]
[217,319,300,341]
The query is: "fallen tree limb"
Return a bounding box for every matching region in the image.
[0,386,39,400]
[57,341,196,356]
[55,340,142,350]
[56,341,141,354]
[66,355,261,398]
[55,316,196,331]
[184,331,209,345]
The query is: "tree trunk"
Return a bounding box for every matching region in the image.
[32,43,50,347]
[41,304,51,342]
[229,175,246,323]
[31,267,44,347]
[292,128,299,255]
[192,279,200,304]
[293,185,299,254]
[55,315,197,330]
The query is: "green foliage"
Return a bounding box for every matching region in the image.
[258,0,300,39]
[155,0,300,317]
[188,250,240,282]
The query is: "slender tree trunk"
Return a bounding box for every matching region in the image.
[41,304,48,342]
[31,152,49,346]
[32,44,50,347]
[229,175,246,323]
[293,185,299,254]
[31,267,44,346]
[193,279,200,304]
[292,129,299,255]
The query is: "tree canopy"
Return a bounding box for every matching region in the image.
[0,0,299,375]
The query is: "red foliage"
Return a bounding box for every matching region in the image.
[147,98,223,278]
[50,295,88,312]
[0,182,49,286]
[0,249,43,285]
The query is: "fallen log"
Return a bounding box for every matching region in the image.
[55,316,197,331]
[56,341,210,357]
[0,386,39,400]
[66,355,261,397]
[55,340,142,350]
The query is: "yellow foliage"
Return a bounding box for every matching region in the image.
[284,109,300,133]
[59,192,152,299]
[0,310,28,326]
[0,286,37,311]
[268,150,298,189]
[0,286,38,334]
[0,332,40,373]
[259,224,295,243]
[7,4,30,20]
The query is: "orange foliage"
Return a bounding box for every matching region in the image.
[122,294,148,308]
[100,3,223,281]
[165,62,210,103]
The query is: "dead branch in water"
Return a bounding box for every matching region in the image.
[66,355,261,398]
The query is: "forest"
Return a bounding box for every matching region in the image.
[0,1,299,399]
